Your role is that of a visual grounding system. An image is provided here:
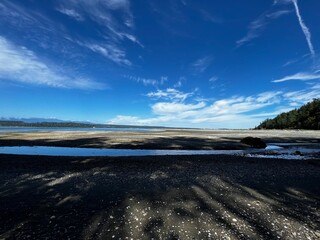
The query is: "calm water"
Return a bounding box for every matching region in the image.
[0,146,243,157]
[0,127,162,133]
[0,145,318,159]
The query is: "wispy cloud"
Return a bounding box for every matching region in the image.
[180,0,187,6]
[273,72,320,82]
[291,0,315,57]
[56,8,84,21]
[173,80,182,88]
[199,9,222,24]
[57,0,143,62]
[147,88,194,102]
[0,37,104,90]
[237,7,291,47]
[191,57,212,73]
[282,59,299,67]
[266,10,291,19]
[0,1,40,27]
[284,84,320,104]
[237,15,266,47]
[209,76,219,82]
[256,91,282,103]
[273,0,292,5]
[173,77,186,88]
[124,75,168,86]
[57,0,138,43]
[78,42,132,66]
[0,0,140,66]
[0,1,61,43]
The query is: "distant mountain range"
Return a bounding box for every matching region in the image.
[0,117,68,123]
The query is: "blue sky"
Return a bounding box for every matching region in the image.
[0,0,319,128]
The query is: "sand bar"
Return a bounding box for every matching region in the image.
[1,129,320,150]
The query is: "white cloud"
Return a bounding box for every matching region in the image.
[202,94,280,116]
[108,115,175,126]
[291,0,315,57]
[57,8,84,21]
[107,90,285,128]
[0,37,104,90]
[273,72,320,82]
[152,102,206,115]
[191,57,212,73]
[147,88,194,102]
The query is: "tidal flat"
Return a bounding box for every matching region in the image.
[1,129,319,150]
[0,129,319,239]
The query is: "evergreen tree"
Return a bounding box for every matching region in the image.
[255,98,320,130]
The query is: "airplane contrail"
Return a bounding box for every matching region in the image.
[291,0,315,57]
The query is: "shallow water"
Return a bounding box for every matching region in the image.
[0,145,318,160]
[0,146,244,157]
[243,145,320,160]
[265,145,283,150]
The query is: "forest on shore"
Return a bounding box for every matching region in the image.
[0,121,164,129]
[255,98,320,130]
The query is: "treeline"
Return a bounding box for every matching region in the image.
[255,98,320,130]
[0,121,162,129]
[0,121,99,128]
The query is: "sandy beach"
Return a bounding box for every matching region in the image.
[1,129,320,150]
[0,130,320,239]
